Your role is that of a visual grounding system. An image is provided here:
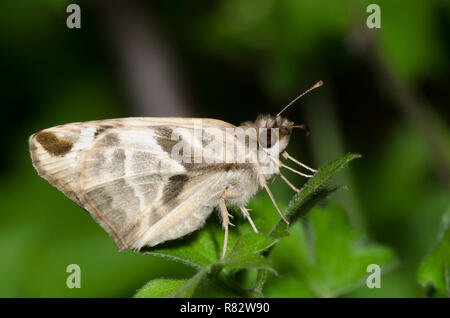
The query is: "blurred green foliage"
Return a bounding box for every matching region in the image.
[418,207,450,297]
[267,204,396,297]
[134,154,378,298]
[0,0,448,297]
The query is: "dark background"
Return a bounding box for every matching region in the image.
[0,0,448,297]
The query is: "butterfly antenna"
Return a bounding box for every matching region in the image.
[276,80,323,117]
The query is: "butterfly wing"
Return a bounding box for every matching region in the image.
[29,118,236,251]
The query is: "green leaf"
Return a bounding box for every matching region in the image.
[139,154,363,298]
[170,266,212,297]
[264,274,316,297]
[221,233,277,271]
[270,153,361,238]
[418,207,450,296]
[134,278,188,298]
[253,154,361,294]
[142,223,220,268]
[268,204,397,297]
[134,266,212,298]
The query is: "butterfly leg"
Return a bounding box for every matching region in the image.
[279,162,313,178]
[240,206,259,233]
[263,183,290,225]
[279,171,300,192]
[219,190,246,259]
[222,191,242,223]
[219,194,230,260]
[282,151,317,173]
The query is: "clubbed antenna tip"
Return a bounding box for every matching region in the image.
[277,80,324,117]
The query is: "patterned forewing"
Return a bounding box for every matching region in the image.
[79,127,187,250]
[30,118,237,251]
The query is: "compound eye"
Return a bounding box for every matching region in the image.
[259,128,278,148]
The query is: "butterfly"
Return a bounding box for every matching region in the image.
[29,81,322,259]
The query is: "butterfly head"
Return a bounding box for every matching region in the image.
[252,80,321,155]
[255,114,296,154]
